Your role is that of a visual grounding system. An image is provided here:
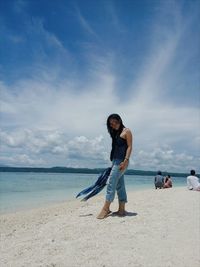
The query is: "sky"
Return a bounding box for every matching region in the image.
[0,0,199,172]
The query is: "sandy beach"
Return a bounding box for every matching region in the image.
[1,186,199,267]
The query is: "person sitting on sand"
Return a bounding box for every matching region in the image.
[163,175,172,188]
[154,171,164,189]
[97,114,133,219]
[187,170,200,191]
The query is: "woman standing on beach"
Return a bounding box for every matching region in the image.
[97,114,133,219]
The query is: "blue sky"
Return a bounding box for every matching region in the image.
[0,0,199,172]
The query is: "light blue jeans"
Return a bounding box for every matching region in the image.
[106,159,128,203]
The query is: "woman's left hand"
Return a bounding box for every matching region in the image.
[119,160,128,171]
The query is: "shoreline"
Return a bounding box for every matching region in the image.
[0,184,186,216]
[1,186,200,267]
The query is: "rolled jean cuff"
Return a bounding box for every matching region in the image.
[106,196,114,202]
[118,198,128,203]
[106,195,128,203]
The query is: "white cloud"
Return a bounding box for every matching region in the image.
[0,127,199,172]
[0,128,110,168]
[0,154,44,166]
[0,128,67,154]
[133,146,199,172]
[67,135,108,160]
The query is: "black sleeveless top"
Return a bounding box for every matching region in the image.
[110,134,128,161]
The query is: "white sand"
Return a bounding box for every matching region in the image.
[1,187,200,267]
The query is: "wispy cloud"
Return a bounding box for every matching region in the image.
[13,0,28,14]
[106,1,126,33]
[75,5,99,39]
[8,34,25,44]
[25,17,70,56]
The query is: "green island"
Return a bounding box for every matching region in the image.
[0,166,191,177]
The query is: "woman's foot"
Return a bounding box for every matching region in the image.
[113,202,126,216]
[96,209,111,219]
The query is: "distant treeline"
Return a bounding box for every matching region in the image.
[0,166,190,177]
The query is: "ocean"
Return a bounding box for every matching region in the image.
[0,172,187,214]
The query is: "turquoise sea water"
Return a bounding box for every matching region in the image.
[0,172,187,214]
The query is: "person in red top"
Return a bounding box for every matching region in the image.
[163,175,172,188]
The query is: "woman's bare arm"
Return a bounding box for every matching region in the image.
[124,129,132,160]
[119,129,133,171]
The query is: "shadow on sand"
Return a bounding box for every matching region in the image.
[79,213,93,217]
[78,211,138,218]
[110,211,138,217]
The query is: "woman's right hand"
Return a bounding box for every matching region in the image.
[119,160,128,171]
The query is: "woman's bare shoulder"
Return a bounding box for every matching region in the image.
[124,128,132,134]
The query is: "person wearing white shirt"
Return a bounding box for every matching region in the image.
[187,170,200,191]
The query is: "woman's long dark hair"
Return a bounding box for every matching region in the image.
[107,114,126,161]
[107,114,125,138]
